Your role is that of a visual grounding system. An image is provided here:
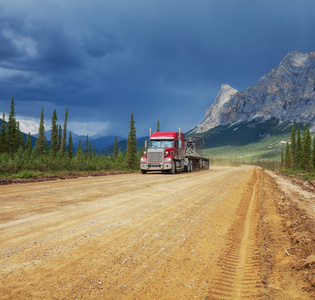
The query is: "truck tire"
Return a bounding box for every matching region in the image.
[169,162,176,174]
[189,160,193,172]
[141,170,147,174]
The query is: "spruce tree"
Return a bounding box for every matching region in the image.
[290,125,296,168]
[58,124,62,151]
[35,108,48,155]
[157,120,160,132]
[88,142,92,159]
[280,147,284,169]
[126,113,137,169]
[284,142,291,169]
[302,126,312,171]
[93,145,96,157]
[296,126,302,169]
[7,98,19,154]
[113,136,118,159]
[85,135,89,156]
[75,139,83,157]
[303,125,307,144]
[61,108,68,154]
[68,132,73,159]
[25,133,33,156]
[50,109,58,156]
[0,113,7,154]
[16,122,25,150]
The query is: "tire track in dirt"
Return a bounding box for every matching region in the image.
[207,168,263,299]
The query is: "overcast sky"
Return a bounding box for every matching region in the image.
[1,0,315,137]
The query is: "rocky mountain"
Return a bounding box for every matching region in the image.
[195,50,315,133]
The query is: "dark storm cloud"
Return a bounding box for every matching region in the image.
[0,31,21,59]
[1,0,315,136]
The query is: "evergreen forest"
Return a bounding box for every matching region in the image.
[0,99,141,178]
[281,124,315,178]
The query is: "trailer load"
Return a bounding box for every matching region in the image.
[140,129,209,174]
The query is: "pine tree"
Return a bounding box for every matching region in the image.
[113,136,118,159]
[34,108,48,155]
[285,142,291,169]
[7,98,19,154]
[280,147,284,169]
[25,133,33,156]
[93,145,96,157]
[68,132,73,159]
[88,142,92,159]
[75,139,83,157]
[58,124,62,151]
[85,135,89,156]
[290,125,296,168]
[126,113,137,169]
[61,108,68,154]
[303,125,307,144]
[302,126,312,171]
[50,109,58,156]
[16,122,25,150]
[0,113,7,154]
[157,120,160,132]
[296,125,302,169]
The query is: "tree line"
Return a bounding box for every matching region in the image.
[0,99,140,177]
[282,124,315,171]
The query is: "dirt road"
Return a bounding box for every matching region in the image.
[0,167,314,299]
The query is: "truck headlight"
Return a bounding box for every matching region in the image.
[164,157,172,162]
[140,157,147,162]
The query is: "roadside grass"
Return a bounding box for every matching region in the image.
[0,169,139,180]
[204,134,287,170]
[281,169,315,181]
[10,170,44,179]
[204,133,289,160]
[204,134,315,181]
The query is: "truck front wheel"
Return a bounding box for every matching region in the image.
[169,162,176,174]
[141,170,147,174]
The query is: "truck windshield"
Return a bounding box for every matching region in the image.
[150,140,174,148]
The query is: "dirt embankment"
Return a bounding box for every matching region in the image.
[0,171,134,186]
[0,166,314,299]
[261,170,315,298]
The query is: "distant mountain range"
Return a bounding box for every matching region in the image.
[0,118,147,153]
[98,136,148,155]
[32,130,124,150]
[60,132,125,150]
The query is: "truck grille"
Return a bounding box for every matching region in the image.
[147,150,163,163]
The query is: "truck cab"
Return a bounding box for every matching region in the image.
[140,131,185,174]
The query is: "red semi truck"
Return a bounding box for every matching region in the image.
[140,129,209,174]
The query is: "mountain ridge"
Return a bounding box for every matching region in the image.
[195,50,315,133]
